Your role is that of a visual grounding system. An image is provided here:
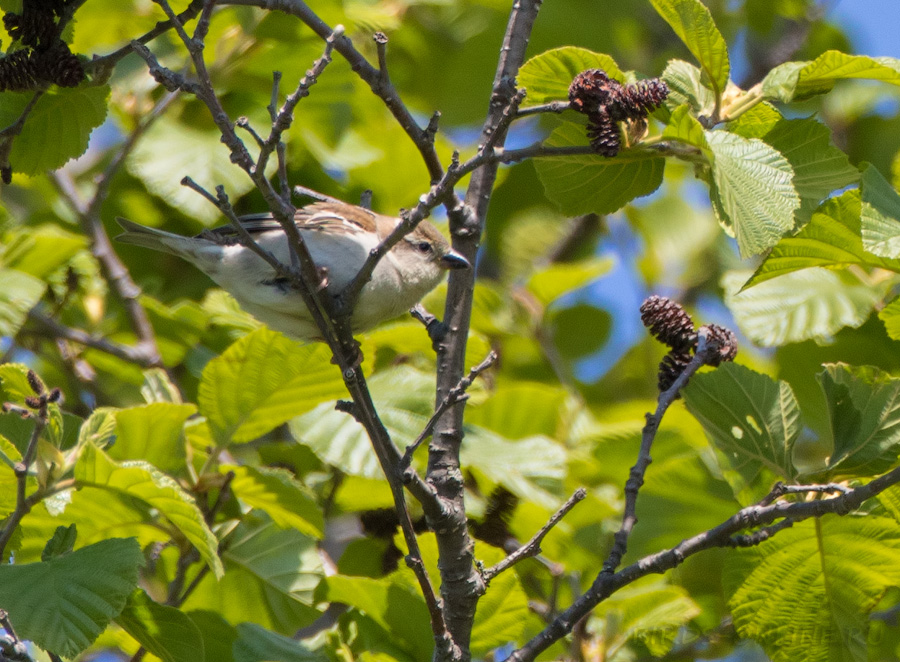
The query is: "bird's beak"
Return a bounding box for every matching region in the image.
[441,249,470,270]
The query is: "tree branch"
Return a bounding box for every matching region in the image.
[482,488,586,583]
[508,464,900,661]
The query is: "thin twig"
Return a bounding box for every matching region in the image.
[26,310,160,367]
[482,488,587,583]
[0,379,52,558]
[400,351,498,472]
[515,100,572,118]
[602,337,712,574]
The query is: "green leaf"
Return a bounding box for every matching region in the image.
[763,51,900,103]
[41,524,77,561]
[75,443,223,578]
[860,163,900,259]
[198,328,345,444]
[683,363,800,482]
[471,547,530,658]
[526,257,613,306]
[724,268,882,346]
[467,383,569,439]
[293,366,436,478]
[186,610,237,662]
[462,427,566,509]
[0,269,45,337]
[879,297,900,341]
[0,363,35,402]
[819,363,900,477]
[743,191,900,289]
[534,122,665,215]
[590,582,701,657]
[0,537,141,658]
[127,114,263,224]
[78,407,118,449]
[110,403,196,474]
[725,516,900,662]
[706,130,800,257]
[0,86,109,176]
[661,59,716,116]
[518,47,625,105]
[761,118,859,227]
[233,623,327,662]
[323,572,433,660]
[115,589,204,662]
[0,225,87,279]
[182,515,323,635]
[649,0,730,95]
[225,465,324,538]
[662,104,709,150]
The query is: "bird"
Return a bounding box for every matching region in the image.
[115,201,469,340]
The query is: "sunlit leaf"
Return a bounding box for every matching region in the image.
[763,51,900,102]
[110,403,196,474]
[0,269,45,337]
[662,59,716,116]
[819,363,900,477]
[225,465,324,538]
[322,572,432,660]
[860,163,900,259]
[198,328,345,444]
[761,118,859,227]
[649,0,730,95]
[706,130,799,257]
[526,257,613,306]
[683,363,800,481]
[518,47,624,105]
[879,297,900,341]
[232,623,327,662]
[0,86,110,176]
[535,122,665,215]
[0,537,141,658]
[743,191,900,289]
[181,515,323,635]
[724,269,882,346]
[75,444,223,578]
[725,516,900,662]
[662,104,709,150]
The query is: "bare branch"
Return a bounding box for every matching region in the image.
[482,488,587,583]
[508,464,900,662]
[26,310,160,367]
[400,351,498,472]
[603,337,712,574]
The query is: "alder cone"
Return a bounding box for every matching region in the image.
[658,349,692,394]
[702,324,738,366]
[640,295,696,352]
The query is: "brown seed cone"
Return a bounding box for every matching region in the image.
[658,349,692,394]
[608,78,670,122]
[35,40,84,87]
[569,68,622,114]
[640,295,696,351]
[586,112,621,157]
[702,324,738,366]
[0,49,39,91]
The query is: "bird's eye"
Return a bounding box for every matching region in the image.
[415,241,432,254]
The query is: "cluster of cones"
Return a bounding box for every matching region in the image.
[568,69,669,157]
[0,0,83,91]
[640,295,738,394]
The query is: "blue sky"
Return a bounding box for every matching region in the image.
[832,0,900,59]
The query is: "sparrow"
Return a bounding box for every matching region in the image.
[115,201,469,340]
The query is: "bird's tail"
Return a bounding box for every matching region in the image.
[115,217,201,258]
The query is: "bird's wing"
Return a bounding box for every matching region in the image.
[198,202,375,244]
